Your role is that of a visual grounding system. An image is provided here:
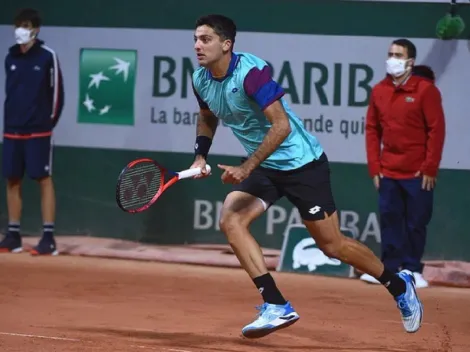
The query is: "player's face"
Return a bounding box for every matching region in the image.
[194,25,231,67]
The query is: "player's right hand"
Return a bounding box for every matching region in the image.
[190,155,210,179]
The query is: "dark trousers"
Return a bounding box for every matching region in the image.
[379,177,434,273]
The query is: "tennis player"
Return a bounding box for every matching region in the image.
[190,14,423,339]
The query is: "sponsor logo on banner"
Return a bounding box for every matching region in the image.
[193,199,382,244]
[150,56,373,141]
[292,237,341,272]
[78,48,137,125]
[277,225,354,277]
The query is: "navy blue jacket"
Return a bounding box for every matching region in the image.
[3,39,64,136]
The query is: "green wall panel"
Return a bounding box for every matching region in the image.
[1,0,469,39]
[0,145,468,261]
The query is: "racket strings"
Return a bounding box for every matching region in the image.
[119,162,162,211]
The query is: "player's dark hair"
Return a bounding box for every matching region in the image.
[392,38,417,59]
[14,8,42,28]
[195,14,237,49]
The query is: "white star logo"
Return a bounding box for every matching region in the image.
[88,71,110,89]
[83,94,95,112]
[109,57,131,82]
[99,105,111,115]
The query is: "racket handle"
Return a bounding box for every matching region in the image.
[178,164,212,180]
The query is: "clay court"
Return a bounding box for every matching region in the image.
[0,254,468,352]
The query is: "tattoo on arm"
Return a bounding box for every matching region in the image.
[197,109,218,139]
[243,101,291,171]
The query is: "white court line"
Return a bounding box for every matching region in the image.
[2,332,194,352]
[130,346,194,352]
[0,331,80,341]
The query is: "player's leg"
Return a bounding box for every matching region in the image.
[220,191,272,279]
[281,153,423,333]
[25,136,58,256]
[361,177,406,284]
[303,212,423,333]
[220,168,299,338]
[0,137,25,253]
[401,178,433,288]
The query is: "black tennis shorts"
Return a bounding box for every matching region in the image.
[232,152,337,221]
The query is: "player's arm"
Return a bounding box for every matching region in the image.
[197,108,218,139]
[193,82,218,160]
[365,92,382,178]
[241,65,291,172]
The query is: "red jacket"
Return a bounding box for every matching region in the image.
[365,66,446,179]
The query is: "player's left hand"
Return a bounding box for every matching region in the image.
[415,171,436,191]
[217,164,251,184]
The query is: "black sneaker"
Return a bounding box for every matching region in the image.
[30,236,59,256]
[0,233,22,253]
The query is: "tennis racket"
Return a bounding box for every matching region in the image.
[115,158,211,213]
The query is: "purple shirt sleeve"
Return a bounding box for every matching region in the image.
[192,82,209,110]
[243,65,284,110]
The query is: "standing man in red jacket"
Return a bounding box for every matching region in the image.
[363,39,446,288]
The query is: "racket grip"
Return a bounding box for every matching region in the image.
[178,164,212,179]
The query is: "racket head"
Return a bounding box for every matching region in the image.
[115,158,169,213]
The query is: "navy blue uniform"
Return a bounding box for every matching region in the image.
[2,39,64,179]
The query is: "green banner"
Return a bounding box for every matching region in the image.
[0,147,468,263]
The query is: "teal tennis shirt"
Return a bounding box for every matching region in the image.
[192,52,324,171]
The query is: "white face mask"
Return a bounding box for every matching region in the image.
[386,57,410,77]
[15,27,34,45]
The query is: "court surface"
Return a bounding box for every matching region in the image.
[0,254,468,352]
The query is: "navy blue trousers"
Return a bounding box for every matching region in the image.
[378,177,434,273]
